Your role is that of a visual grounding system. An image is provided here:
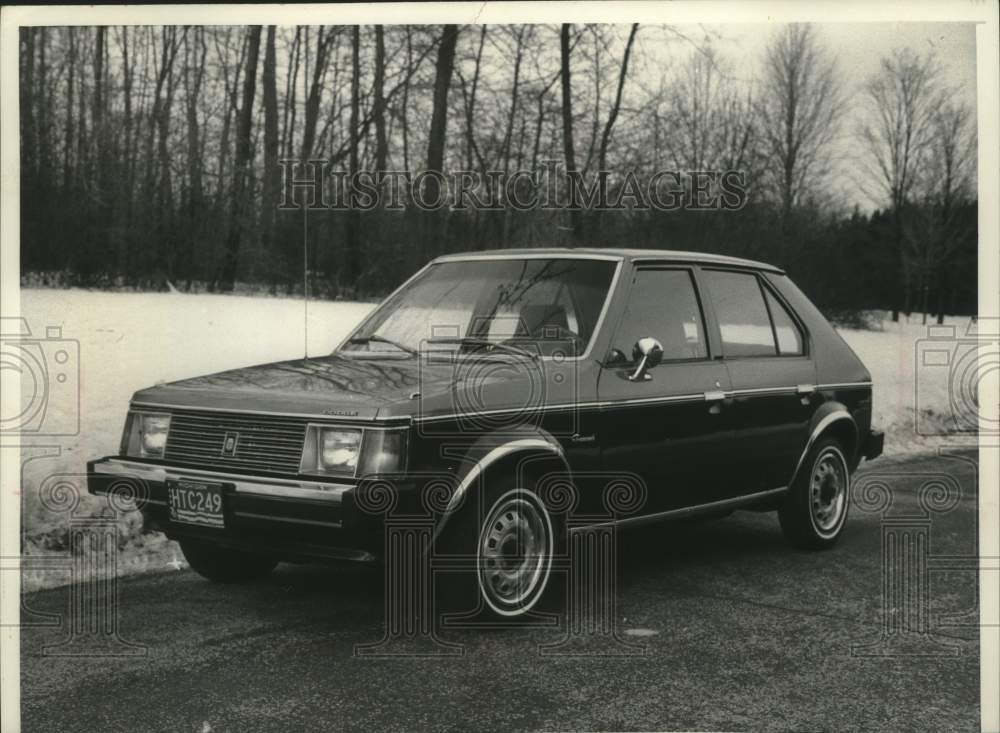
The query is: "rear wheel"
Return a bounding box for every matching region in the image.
[179,539,278,583]
[779,437,850,550]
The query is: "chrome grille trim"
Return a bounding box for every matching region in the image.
[163,408,308,475]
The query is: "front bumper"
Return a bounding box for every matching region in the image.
[87,457,414,562]
[862,429,885,460]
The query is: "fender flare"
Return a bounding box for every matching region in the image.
[432,429,571,544]
[789,404,858,487]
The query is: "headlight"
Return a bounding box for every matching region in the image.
[301,426,362,475]
[121,410,171,458]
[319,429,362,472]
[300,426,407,476]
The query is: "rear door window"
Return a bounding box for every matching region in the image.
[702,270,777,357]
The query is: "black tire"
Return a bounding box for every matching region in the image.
[180,539,278,584]
[778,437,851,550]
[436,473,562,620]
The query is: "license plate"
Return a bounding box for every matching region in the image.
[167,479,225,528]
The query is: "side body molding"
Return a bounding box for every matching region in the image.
[789,407,857,486]
[431,435,570,544]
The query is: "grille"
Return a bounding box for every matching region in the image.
[164,408,308,475]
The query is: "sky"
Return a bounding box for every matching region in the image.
[716,22,977,99]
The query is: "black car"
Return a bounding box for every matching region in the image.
[89,248,884,618]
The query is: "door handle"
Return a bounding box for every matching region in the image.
[703,390,726,414]
[797,384,816,405]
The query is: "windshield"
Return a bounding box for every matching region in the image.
[341,257,618,358]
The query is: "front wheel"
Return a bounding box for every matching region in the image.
[438,478,560,619]
[778,438,851,550]
[179,539,278,583]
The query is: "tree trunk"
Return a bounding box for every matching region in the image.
[261,26,279,261]
[21,29,36,179]
[427,25,459,180]
[63,29,75,191]
[36,28,51,186]
[218,26,262,291]
[401,26,412,177]
[156,28,182,281]
[345,26,362,290]
[423,25,459,258]
[597,24,638,172]
[300,27,333,161]
[180,28,206,285]
[185,28,206,212]
[463,26,487,172]
[282,27,301,161]
[560,24,582,245]
[373,25,388,173]
[594,23,639,242]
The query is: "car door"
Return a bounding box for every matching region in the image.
[596,265,734,514]
[700,268,816,495]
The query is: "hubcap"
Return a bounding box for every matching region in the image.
[810,449,847,534]
[478,493,552,613]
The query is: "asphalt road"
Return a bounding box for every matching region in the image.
[20,452,981,732]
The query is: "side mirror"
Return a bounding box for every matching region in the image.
[628,337,663,381]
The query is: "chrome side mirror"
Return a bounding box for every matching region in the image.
[628,337,663,381]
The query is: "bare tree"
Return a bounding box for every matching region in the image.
[346,25,362,287]
[63,28,76,190]
[217,25,262,291]
[373,25,388,172]
[299,27,337,161]
[560,23,582,244]
[425,25,459,215]
[36,28,51,185]
[456,26,488,172]
[858,48,940,319]
[260,25,280,276]
[660,44,760,189]
[597,24,639,173]
[758,24,843,221]
[20,29,37,178]
[905,99,976,323]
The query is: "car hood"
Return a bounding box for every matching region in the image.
[130,353,565,421]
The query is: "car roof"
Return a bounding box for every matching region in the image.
[433,247,784,273]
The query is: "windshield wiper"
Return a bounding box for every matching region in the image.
[425,336,539,361]
[347,334,418,357]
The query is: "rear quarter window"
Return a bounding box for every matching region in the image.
[763,288,805,355]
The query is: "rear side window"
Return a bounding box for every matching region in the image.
[615,269,707,361]
[764,288,804,355]
[702,270,777,357]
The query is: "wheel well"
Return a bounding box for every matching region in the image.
[431,447,571,549]
[819,417,859,468]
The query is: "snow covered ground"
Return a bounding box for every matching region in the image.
[13,289,979,590]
